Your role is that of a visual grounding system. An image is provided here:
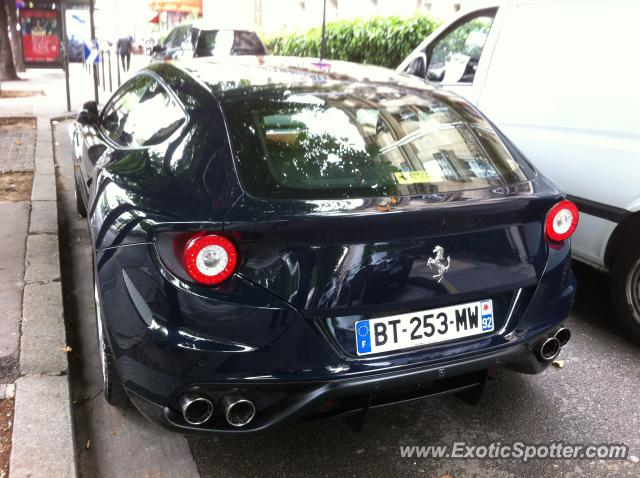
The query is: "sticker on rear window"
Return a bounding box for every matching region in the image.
[394,171,430,184]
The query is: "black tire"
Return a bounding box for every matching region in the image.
[95,284,129,407]
[75,179,87,218]
[611,235,640,343]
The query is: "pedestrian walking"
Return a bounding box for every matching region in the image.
[116,35,133,72]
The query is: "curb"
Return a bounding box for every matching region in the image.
[9,116,78,478]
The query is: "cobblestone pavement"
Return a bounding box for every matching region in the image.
[0,119,37,174]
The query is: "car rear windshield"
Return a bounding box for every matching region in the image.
[196,30,266,56]
[223,87,530,199]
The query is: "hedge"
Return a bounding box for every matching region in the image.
[264,14,442,69]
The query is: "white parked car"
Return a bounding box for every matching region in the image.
[398,0,640,341]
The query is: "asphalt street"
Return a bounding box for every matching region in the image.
[54,120,639,478]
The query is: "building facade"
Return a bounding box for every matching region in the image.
[202,0,494,32]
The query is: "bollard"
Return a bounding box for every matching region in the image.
[117,51,121,87]
[101,50,106,91]
[108,50,113,92]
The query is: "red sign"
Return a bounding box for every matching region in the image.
[20,10,61,64]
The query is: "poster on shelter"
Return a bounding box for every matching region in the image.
[20,9,62,64]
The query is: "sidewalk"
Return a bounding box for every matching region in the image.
[1,68,79,478]
[0,56,161,477]
[0,118,34,382]
[1,55,150,117]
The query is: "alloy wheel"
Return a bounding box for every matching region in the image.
[626,258,640,323]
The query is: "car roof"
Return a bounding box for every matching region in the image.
[176,20,259,33]
[172,55,438,100]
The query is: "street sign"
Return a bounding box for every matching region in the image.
[83,41,100,64]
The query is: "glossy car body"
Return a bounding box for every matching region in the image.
[70,56,576,434]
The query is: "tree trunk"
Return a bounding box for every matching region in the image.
[0,0,19,81]
[6,1,24,72]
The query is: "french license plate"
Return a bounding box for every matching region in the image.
[355,299,494,356]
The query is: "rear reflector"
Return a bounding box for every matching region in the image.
[182,233,238,285]
[545,200,579,242]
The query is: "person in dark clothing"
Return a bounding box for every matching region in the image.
[116,35,133,72]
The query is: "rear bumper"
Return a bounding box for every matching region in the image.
[126,324,563,435]
[96,228,575,435]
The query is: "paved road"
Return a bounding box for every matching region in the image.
[55,120,639,477]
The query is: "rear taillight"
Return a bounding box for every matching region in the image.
[545,200,579,242]
[181,233,238,285]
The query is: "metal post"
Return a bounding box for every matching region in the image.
[89,0,99,103]
[108,50,112,92]
[320,0,327,61]
[116,51,121,87]
[60,0,72,111]
[100,50,105,91]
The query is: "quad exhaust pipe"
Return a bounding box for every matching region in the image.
[221,395,256,427]
[538,337,561,361]
[180,393,214,426]
[555,327,571,347]
[536,327,571,362]
[179,393,256,427]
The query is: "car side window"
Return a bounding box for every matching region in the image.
[201,30,235,55]
[426,12,495,84]
[101,75,186,148]
[232,31,267,55]
[172,26,190,49]
[163,28,176,49]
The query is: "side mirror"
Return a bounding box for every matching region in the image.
[82,100,98,116]
[406,55,427,79]
[77,101,99,126]
[77,110,98,126]
[152,44,165,54]
[426,67,445,82]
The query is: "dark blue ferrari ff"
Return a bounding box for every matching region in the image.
[70,56,577,434]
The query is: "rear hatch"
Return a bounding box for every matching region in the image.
[220,80,559,357]
[224,183,559,357]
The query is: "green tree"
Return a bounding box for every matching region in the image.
[264,14,441,69]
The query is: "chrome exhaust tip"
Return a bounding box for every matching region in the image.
[538,337,561,361]
[221,395,256,427]
[555,328,571,348]
[180,393,214,426]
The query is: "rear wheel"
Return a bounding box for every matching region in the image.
[611,235,640,343]
[75,179,87,218]
[94,283,129,407]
